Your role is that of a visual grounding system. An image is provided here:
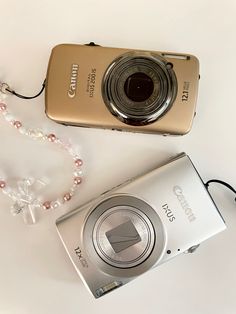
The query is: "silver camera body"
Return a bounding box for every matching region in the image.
[56,154,226,298]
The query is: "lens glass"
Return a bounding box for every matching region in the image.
[106,220,141,253]
[124,72,154,102]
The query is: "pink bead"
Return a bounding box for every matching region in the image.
[43,201,51,210]
[63,193,71,201]
[48,134,56,142]
[0,180,6,188]
[13,121,22,129]
[0,103,6,111]
[75,159,83,167]
[74,176,82,185]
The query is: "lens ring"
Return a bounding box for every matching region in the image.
[93,206,155,268]
[83,195,166,277]
[102,52,178,126]
[115,64,168,115]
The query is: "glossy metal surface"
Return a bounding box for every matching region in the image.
[56,154,226,298]
[45,44,199,135]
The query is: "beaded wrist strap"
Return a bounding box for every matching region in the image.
[0,91,83,224]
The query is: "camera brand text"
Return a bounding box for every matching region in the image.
[86,68,97,97]
[162,204,176,222]
[173,185,196,222]
[68,64,79,98]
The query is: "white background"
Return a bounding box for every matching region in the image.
[0,1,236,313]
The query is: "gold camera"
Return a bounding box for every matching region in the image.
[45,43,199,135]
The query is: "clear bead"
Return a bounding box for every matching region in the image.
[22,205,36,224]
[69,188,75,195]
[19,127,27,135]
[2,186,12,195]
[24,177,35,186]
[51,201,59,209]
[53,198,64,208]
[29,129,45,139]
[11,203,22,216]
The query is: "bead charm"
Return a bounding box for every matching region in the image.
[0,103,6,111]
[75,158,83,167]
[43,201,51,210]
[0,90,83,224]
[47,133,56,142]
[13,121,22,128]
[74,177,82,185]
[0,180,6,188]
[63,193,71,201]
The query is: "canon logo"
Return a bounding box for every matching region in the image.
[68,64,79,98]
[173,185,196,222]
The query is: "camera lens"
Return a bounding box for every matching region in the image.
[102,52,177,126]
[124,72,154,102]
[84,195,166,277]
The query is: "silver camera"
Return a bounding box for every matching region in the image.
[56,154,226,298]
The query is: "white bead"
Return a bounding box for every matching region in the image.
[59,139,71,147]
[36,178,48,186]
[73,155,80,160]
[51,201,59,209]
[28,130,36,138]
[73,184,79,190]
[24,177,34,186]
[2,110,9,116]
[35,129,44,136]
[2,186,12,195]
[66,148,75,156]
[19,127,27,135]
[74,170,82,176]
[55,199,63,206]
[4,113,14,122]
[70,186,77,192]
[0,92,7,100]
[55,138,62,145]
[7,192,15,198]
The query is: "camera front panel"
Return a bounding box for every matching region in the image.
[56,154,226,298]
[45,44,199,135]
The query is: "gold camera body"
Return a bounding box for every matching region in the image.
[45,43,199,135]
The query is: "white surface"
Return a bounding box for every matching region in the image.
[0,0,236,313]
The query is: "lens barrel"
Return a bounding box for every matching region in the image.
[102,52,177,126]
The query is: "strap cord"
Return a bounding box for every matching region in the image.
[1,79,46,99]
[205,179,236,202]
